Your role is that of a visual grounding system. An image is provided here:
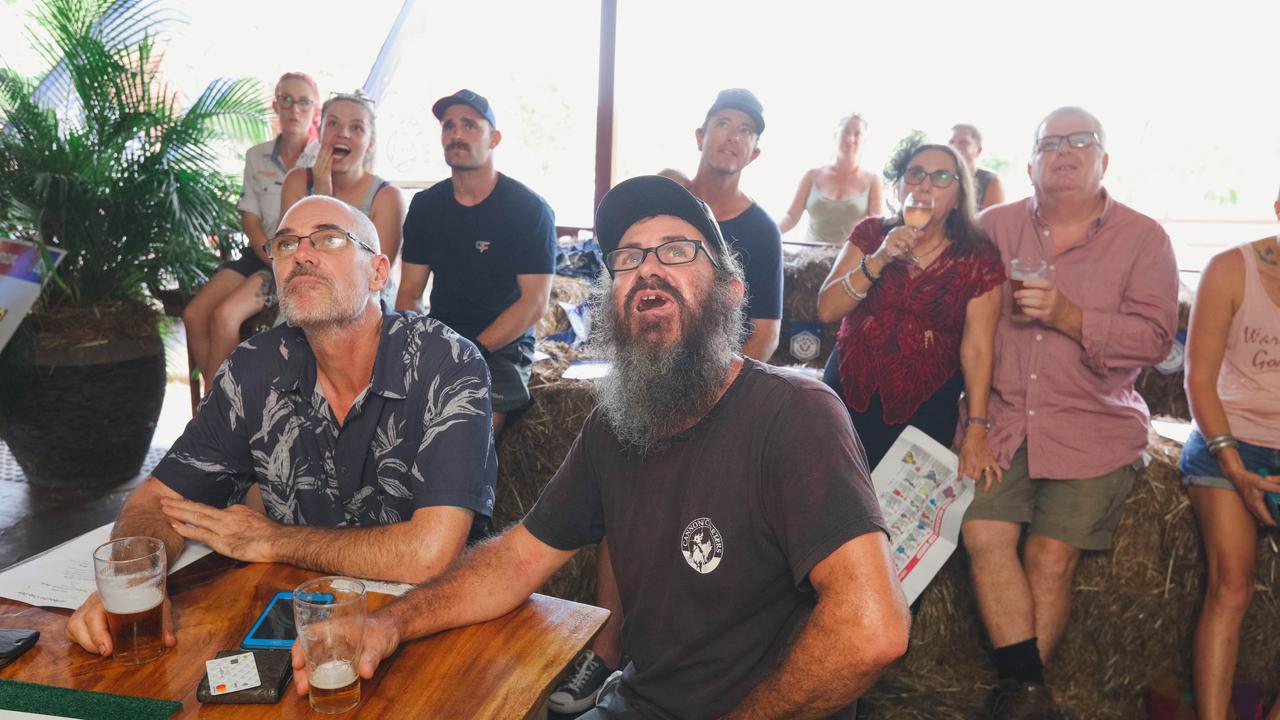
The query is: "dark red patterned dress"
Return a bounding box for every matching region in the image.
[822,217,1005,466]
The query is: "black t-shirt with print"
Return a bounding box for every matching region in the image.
[524,360,885,719]
[400,173,556,342]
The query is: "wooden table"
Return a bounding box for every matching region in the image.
[0,554,609,718]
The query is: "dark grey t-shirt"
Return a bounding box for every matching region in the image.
[524,360,884,719]
[154,308,497,530]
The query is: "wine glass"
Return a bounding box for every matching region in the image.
[902,193,934,263]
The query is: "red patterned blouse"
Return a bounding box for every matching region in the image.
[836,217,1006,424]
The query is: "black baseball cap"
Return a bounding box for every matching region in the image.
[705,88,765,135]
[595,175,729,263]
[432,89,497,128]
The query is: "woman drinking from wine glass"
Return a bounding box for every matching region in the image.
[817,134,1005,485]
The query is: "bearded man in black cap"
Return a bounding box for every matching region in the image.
[300,176,910,720]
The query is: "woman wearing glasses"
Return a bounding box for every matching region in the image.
[817,135,1004,485]
[777,113,884,244]
[183,71,321,395]
[281,91,404,304]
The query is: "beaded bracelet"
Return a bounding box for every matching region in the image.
[858,256,880,284]
[965,417,991,429]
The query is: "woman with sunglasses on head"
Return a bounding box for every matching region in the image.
[778,113,884,244]
[183,71,321,395]
[817,134,1005,485]
[1181,189,1280,720]
[281,90,404,303]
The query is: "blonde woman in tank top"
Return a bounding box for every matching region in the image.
[778,114,883,244]
[281,91,405,304]
[1181,192,1280,720]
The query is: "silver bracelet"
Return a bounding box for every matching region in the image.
[840,272,866,301]
[1206,434,1239,456]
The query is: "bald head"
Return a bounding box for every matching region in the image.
[1035,106,1107,150]
[277,195,380,253]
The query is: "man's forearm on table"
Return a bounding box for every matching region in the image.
[268,521,452,584]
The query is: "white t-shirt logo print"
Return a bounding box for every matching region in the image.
[681,517,724,574]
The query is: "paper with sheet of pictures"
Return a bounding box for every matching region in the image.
[0,238,66,354]
[872,425,974,605]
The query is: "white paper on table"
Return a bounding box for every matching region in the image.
[0,523,212,610]
[0,710,80,719]
[359,579,413,597]
[1152,419,1193,445]
[871,426,975,606]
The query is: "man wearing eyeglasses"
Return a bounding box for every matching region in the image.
[67,196,497,659]
[961,107,1178,719]
[303,176,909,719]
[396,90,556,437]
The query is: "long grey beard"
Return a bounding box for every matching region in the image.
[590,274,743,451]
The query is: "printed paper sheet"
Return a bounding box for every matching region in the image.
[872,426,974,605]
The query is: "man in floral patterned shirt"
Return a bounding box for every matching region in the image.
[66,196,495,659]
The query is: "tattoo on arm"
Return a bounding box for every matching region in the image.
[1256,242,1280,267]
[253,270,276,306]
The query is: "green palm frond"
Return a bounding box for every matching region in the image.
[0,0,269,306]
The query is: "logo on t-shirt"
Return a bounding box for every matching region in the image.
[680,517,723,574]
[475,240,491,253]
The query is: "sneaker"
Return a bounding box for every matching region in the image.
[989,679,1066,720]
[547,650,613,714]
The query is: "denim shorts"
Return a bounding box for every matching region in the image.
[1179,429,1280,490]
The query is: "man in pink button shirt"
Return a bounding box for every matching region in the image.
[961,107,1179,719]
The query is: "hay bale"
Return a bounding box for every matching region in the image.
[861,433,1280,719]
[771,245,841,367]
[493,340,601,604]
[535,275,593,339]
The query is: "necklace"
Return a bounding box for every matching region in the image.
[911,238,949,265]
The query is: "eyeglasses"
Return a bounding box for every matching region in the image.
[267,229,377,259]
[275,94,315,110]
[606,239,719,275]
[903,166,957,189]
[1034,131,1102,154]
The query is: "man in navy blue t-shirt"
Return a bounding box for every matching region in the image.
[657,88,783,363]
[396,89,556,435]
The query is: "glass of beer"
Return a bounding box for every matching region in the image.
[1009,257,1049,323]
[92,536,167,665]
[295,577,366,714]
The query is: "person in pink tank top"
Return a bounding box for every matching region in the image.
[1181,190,1280,720]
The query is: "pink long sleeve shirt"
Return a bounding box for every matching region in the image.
[979,192,1180,479]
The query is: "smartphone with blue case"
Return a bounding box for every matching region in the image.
[241,591,332,650]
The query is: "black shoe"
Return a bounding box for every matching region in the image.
[547,650,613,714]
[989,679,1066,720]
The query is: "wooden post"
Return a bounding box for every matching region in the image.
[594,0,618,214]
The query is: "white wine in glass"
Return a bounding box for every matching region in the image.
[903,193,934,231]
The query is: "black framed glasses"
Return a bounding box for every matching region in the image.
[267,229,377,259]
[1034,131,1102,154]
[903,166,957,189]
[275,93,315,110]
[606,239,719,275]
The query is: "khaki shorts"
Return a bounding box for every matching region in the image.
[964,442,1139,551]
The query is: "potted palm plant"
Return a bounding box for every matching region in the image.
[0,0,268,487]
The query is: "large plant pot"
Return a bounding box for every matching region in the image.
[1,309,166,488]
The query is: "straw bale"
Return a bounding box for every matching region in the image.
[534,275,594,339]
[861,432,1280,719]
[771,245,842,367]
[493,339,601,604]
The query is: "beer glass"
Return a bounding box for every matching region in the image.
[92,536,167,665]
[1009,257,1049,323]
[295,577,366,714]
